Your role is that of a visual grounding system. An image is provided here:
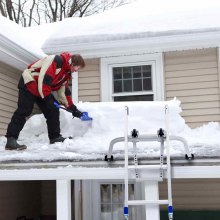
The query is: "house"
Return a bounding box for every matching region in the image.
[1,0,220,219]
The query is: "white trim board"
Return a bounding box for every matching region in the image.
[0,165,220,181]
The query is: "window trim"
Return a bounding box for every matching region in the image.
[101,53,164,102]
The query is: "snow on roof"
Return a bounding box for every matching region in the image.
[1,0,220,57]
[41,0,220,47]
[0,16,45,58]
[0,99,219,162]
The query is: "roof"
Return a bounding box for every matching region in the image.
[40,0,220,57]
[1,0,220,62]
[0,100,219,163]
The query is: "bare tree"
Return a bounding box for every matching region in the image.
[0,0,131,26]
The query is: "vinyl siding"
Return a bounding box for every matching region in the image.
[78,59,100,102]
[0,63,21,136]
[160,179,220,210]
[164,48,220,128]
[0,62,39,136]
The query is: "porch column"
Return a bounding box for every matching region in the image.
[56,179,71,220]
[145,181,160,220]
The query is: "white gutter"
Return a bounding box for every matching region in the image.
[43,30,220,59]
[0,164,220,181]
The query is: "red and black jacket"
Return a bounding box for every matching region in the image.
[19,52,73,107]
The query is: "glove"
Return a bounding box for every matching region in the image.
[68,104,83,118]
[44,94,57,110]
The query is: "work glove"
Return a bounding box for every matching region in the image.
[44,94,57,110]
[68,104,83,118]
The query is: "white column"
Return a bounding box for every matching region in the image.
[56,179,71,220]
[72,72,78,103]
[145,181,160,220]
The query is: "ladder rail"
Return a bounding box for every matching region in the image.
[165,105,173,220]
[124,106,129,220]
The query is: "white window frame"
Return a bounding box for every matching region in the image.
[100,53,164,102]
[81,180,144,220]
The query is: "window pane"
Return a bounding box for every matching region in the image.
[128,184,135,200]
[101,184,111,203]
[113,204,123,220]
[114,95,153,101]
[143,65,151,77]
[133,66,141,78]
[114,80,122,93]
[101,204,111,220]
[113,67,122,80]
[123,67,132,79]
[143,78,152,90]
[123,80,132,92]
[112,184,123,203]
[133,79,142,91]
[129,206,136,220]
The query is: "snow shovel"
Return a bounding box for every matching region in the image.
[53,102,93,121]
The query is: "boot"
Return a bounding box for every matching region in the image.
[50,135,72,144]
[5,137,27,151]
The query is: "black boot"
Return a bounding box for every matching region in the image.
[5,137,27,150]
[50,135,72,144]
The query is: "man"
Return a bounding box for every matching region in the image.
[5,52,85,150]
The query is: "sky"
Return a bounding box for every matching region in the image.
[0,99,220,162]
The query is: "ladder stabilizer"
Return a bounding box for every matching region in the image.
[128,199,169,205]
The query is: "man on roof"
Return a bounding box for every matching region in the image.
[5,52,85,150]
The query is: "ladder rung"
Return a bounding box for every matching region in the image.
[128,200,168,205]
[128,165,167,169]
[135,177,163,182]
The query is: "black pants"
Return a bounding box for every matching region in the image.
[6,88,60,140]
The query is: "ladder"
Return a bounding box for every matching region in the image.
[105,105,194,220]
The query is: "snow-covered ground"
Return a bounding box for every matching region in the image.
[0,99,219,162]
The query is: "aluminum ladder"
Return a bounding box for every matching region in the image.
[105,105,194,220]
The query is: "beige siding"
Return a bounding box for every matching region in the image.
[160,179,220,210]
[164,48,220,128]
[0,63,20,136]
[78,59,100,102]
[0,62,39,136]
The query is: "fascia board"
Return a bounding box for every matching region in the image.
[0,165,220,181]
[43,31,220,58]
[0,34,41,70]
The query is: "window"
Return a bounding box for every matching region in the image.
[81,180,144,220]
[101,54,164,101]
[113,65,153,101]
[100,183,135,220]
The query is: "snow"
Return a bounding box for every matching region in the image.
[0,15,45,57]
[0,99,219,162]
[41,0,220,45]
[2,0,220,54]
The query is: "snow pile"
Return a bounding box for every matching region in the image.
[0,99,220,162]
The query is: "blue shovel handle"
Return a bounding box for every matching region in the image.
[54,102,92,121]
